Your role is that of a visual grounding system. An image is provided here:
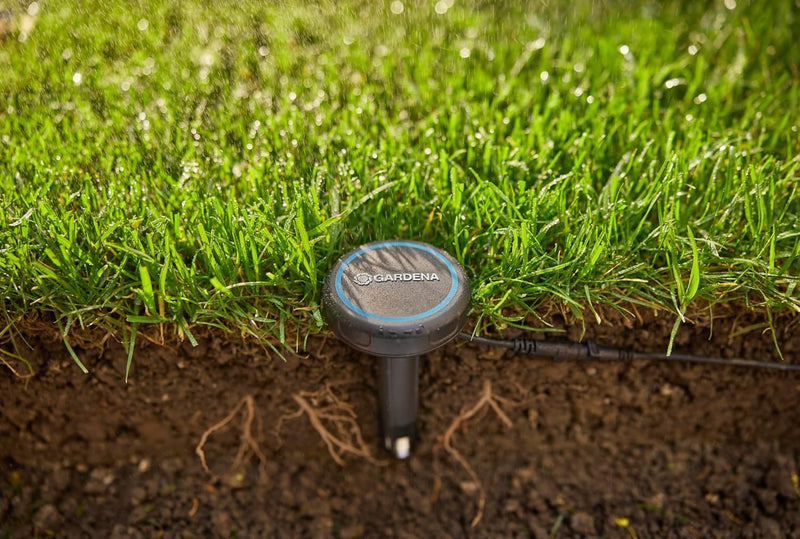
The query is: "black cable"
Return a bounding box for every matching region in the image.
[457,333,800,372]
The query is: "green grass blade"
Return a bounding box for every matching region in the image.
[126,322,138,384]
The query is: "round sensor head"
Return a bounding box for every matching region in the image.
[323,240,471,357]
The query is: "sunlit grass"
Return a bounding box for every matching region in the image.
[1,0,798,373]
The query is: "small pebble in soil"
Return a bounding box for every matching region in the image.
[33,503,60,529]
[766,464,796,498]
[84,468,115,494]
[129,505,150,525]
[756,488,779,515]
[339,523,365,539]
[51,467,72,492]
[570,511,596,535]
[130,486,148,505]
[110,524,145,539]
[503,498,522,514]
[526,490,549,513]
[759,517,782,538]
[527,520,550,539]
[459,481,479,494]
[212,510,236,536]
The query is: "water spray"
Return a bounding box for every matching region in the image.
[324,240,800,460]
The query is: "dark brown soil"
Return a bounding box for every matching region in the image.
[2,309,800,538]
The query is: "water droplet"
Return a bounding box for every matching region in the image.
[688,45,699,56]
[693,93,707,104]
[530,37,546,50]
[137,18,149,31]
[27,2,39,16]
[724,0,736,9]
[62,48,73,60]
[343,36,354,45]
[434,1,448,15]
[586,95,595,104]
[459,47,471,59]
[199,52,214,67]
[685,114,694,122]
[540,71,549,82]
[390,0,404,14]
[664,78,682,89]
[619,45,630,55]
[288,91,297,102]
[258,45,269,57]
[72,72,82,85]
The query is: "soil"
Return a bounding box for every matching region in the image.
[2,308,800,538]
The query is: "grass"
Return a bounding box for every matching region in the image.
[0,0,798,374]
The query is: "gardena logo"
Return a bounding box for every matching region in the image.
[353,273,373,286]
[352,272,440,286]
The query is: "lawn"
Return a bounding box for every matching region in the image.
[1,0,798,374]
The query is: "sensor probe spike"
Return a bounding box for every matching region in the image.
[323,241,471,459]
[458,333,800,372]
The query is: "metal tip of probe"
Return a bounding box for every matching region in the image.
[390,436,412,459]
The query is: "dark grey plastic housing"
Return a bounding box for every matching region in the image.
[322,240,471,358]
[322,240,471,459]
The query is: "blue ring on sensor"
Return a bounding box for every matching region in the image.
[334,241,459,323]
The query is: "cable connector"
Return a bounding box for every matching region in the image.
[511,338,634,362]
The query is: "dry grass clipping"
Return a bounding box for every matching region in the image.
[443,380,516,527]
[276,383,384,466]
[196,394,268,483]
